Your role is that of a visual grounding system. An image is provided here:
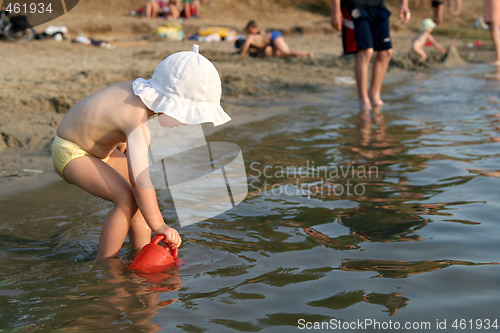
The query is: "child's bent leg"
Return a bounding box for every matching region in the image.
[412,45,427,63]
[63,153,140,259]
[105,150,152,252]
[369,49,392,107]
[128,211,152,250]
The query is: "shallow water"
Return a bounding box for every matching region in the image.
[1,64,500,332]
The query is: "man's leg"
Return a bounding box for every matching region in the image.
[489,19,500,66]
[355,48,374,111]
[433,3,444,25]
[369,48,393,107]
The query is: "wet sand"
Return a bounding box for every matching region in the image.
[0,0,496,194]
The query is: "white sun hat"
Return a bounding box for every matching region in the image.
[133,44,231,126]
[420,18,437,32]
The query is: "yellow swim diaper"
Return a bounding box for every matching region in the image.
[52,134,110,182]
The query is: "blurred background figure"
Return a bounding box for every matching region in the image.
[449,0,462,15]
[181,0,201,18]
[484,0,500,66]
[411,18,447,63]
[413,0,428,9]
[145,0,180,20]
[431,0,444,25]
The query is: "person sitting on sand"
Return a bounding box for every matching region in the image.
[412,18,447,63]
[52,45,231,259]
[145,0,180,20]
[239,20,314,58]
[181,0,201,18]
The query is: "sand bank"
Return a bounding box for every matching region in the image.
[0,0,496,194]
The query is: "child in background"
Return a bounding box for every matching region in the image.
[52,46,230,259]
[145,0,180,19]
[412,18,447,63]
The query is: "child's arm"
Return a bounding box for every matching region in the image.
[126,123,181,248]
[133,184,181,247]
[428,35,447,54]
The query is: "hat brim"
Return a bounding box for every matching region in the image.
[133,78,231,127]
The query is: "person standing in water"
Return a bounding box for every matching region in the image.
[330,0,411,111]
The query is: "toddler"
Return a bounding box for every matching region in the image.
[52,45,230,259]
[412,18,447,63]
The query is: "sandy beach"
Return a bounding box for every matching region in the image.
[0,0,496,193]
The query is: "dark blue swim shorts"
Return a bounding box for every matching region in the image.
[341,6,392,54]
[270,30,283,44]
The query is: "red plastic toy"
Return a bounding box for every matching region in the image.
[129,235,178,272]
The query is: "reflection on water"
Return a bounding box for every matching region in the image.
[1,64,500,331]
[308,290,409,316]
[339,259,499,279]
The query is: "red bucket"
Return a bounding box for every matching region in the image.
[129,235,178,272]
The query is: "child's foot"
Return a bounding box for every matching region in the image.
[308,51,315,59]
[489,60,500,67]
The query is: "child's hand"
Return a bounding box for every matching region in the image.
[155,224,182,248]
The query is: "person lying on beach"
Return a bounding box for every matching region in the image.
[239,20,314,58]
[52,45,230,259]
[412,18,447,63]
